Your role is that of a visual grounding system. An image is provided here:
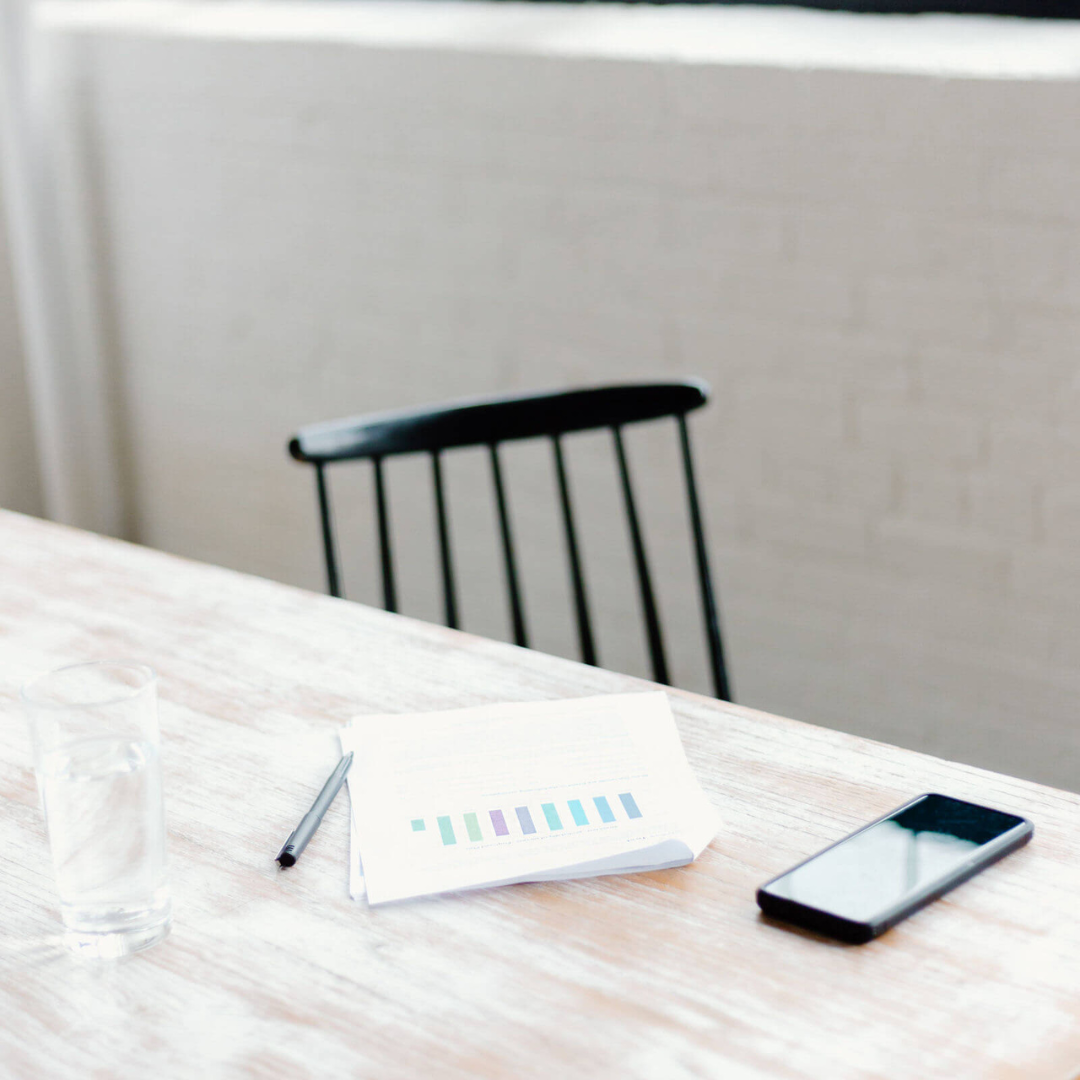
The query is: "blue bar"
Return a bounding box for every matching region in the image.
[593,796,615,823]
[516,806,536,835]
[542,803,563,830]
[568,799,588,826]
[437,816,456,845]
[618,792,642,819]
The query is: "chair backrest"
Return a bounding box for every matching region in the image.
[289,380,731,700]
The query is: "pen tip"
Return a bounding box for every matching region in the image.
[277,851,296,868]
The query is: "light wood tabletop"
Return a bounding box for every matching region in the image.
[1,508,1079,1080]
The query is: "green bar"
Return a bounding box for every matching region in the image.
[464,812,482,842]
[411,819,426,832]
[438,816,456,845]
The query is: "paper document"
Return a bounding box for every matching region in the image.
[339,692,719,906]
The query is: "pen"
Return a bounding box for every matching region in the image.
[276,751,354,868]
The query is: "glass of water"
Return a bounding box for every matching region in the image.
[21,661,171,958]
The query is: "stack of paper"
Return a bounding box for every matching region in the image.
[339,692,719,906]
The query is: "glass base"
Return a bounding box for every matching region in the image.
[64,916,171,960]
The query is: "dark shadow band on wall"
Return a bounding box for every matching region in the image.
[502,0,1080,18]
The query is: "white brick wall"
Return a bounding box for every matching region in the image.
[28,0,1080,789]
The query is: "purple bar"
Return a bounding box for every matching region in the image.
[489,809,509,836]
[516,806,536,835]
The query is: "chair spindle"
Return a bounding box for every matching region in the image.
[431,450,460,630]
[372,456,397,613]
[488,443,528,648]
[551,435,597,666]
[677,415,731,702]
[612,425,670,686]
[315,462,343,599]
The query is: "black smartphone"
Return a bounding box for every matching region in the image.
[756,793,1033,944]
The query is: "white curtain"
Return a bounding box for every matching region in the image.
[0,0,123,533]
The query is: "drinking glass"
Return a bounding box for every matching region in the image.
[21,661,171,958]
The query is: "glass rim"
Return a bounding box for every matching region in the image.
[20,660,157,710]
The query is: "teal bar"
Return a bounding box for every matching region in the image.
[411,819,426,832]
[464,812,483,842]
[593,796,615,823]
[568,799,588,826]
[542,803,563,830]
[437,815,456,845]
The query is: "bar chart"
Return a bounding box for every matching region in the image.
[411,791,644,847]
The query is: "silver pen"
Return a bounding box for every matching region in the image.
[276,751,354,868]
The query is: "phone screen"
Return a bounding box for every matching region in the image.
[761,794,1026,924]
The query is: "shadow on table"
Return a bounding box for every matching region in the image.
[755,911,862,948]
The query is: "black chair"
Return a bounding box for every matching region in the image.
[288,380,731,700]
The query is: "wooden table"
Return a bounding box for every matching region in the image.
[2,509,1079,1080]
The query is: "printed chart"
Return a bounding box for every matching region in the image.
[411,792,643,847]
[341,692,720,904]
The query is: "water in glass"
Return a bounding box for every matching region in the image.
[40,736,170,941]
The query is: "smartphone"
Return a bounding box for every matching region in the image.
[756,793,1033,944]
